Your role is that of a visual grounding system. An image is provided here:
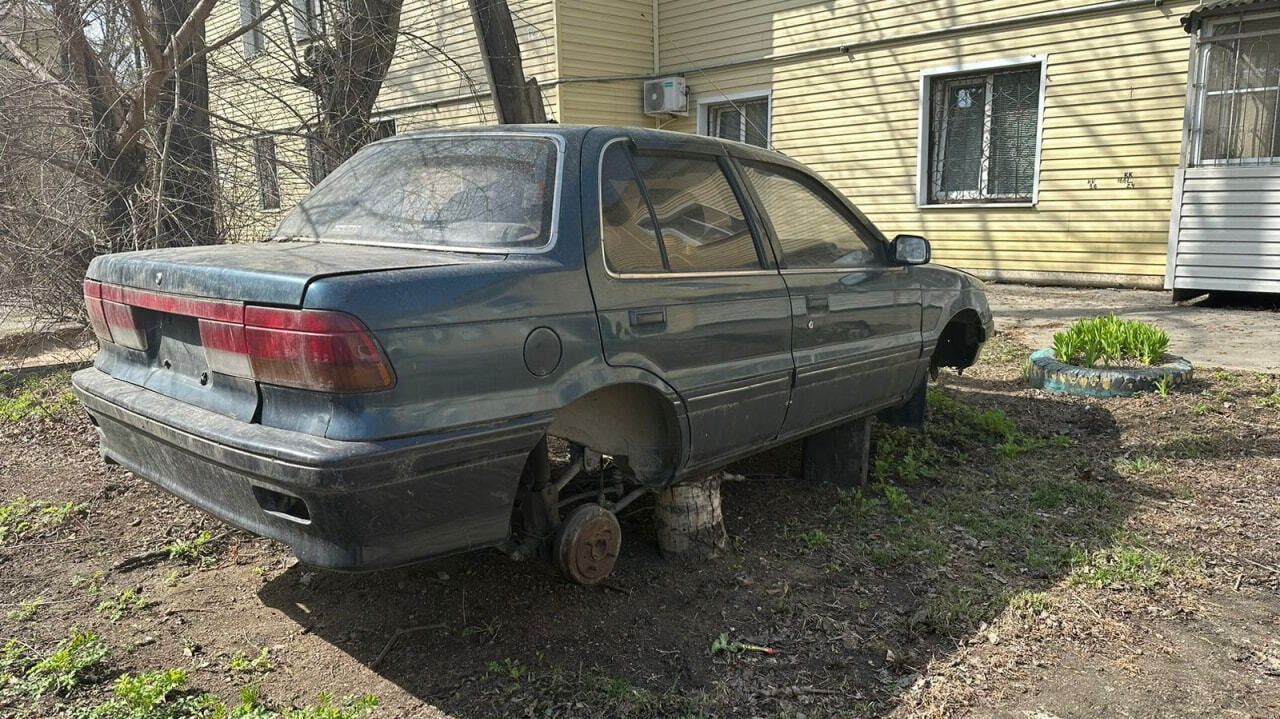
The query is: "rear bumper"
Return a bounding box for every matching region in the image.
[72,368,547,570]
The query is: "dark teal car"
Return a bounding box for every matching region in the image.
[72,126,992,584]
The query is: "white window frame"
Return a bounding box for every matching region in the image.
[697,89,772,147]
[916,55,1048,209]
[1191,12,1280,166]
[368,115,397,142]
[291,0,325,43]
[240,0,267,59]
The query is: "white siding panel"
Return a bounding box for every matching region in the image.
[1171,166,1280,293]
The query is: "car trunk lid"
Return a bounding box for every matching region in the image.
[88,241,485,305]
[86,241,500,423]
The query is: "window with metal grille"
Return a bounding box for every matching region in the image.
[254,137,280,210]
[706,97,770,148]
[1194,14,1280,165]
[924,64,1042,204]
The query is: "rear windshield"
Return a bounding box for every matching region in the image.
[273,136,558,250]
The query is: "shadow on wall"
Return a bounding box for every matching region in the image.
[257,369,1146,716]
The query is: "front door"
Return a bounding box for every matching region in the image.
[733,158,923,437]
[583,133,793,468]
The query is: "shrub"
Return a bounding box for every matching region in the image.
[1052,314,1169,367]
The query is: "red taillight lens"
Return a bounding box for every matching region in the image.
[84,281,394,394]
[243,307,395,393]
[83,280,112,343]
[86,281,149,350]
[101,299,147,350]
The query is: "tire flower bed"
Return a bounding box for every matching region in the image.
[1026,314,1192,398]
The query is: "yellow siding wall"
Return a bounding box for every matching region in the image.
[556,0,653,126]
[649,0,1198,281]
[206,0,1199,281]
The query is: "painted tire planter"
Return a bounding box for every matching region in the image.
[1026,348,1193,398]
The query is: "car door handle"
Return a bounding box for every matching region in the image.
[629,308,666,327]
[806,295,829,313]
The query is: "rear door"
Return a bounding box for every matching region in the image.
[734,159,923,437]
[583,133,792,467]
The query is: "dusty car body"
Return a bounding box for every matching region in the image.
[72,126,992,582]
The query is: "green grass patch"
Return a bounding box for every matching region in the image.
[0,631,110,702]
[71,570,107,597]
[0,633,377,718]
[1161,434,1222,460]
[6,597,45,622]
[1052,314,1169,367]
[909,586,988,635]
[1069,535,1202,590]
[0,370,78,422]
[1007,590,1053,615]
[96,588,149,623]
[799,529,831,549]
[1254,389,1280,410]
[164,530,217,567]
[0,495,88,545]
[1116,455,1164,476]
[228,647,274,675]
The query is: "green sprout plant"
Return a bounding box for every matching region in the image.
[1052,314,1170,368]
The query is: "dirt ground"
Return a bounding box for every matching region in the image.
[987,284,1280,374]
[2,331,1280,718]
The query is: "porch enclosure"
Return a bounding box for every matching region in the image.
[1168,2,1280,295]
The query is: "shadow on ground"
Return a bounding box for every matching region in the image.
[258,372,1142,716]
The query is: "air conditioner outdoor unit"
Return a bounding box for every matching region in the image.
[643,77,688,116]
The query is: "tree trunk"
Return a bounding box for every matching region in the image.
[153,0,217,247]
[300,0,404,178]
[52,0,147,252]
[654,476,728,561]
[469,0,538,124]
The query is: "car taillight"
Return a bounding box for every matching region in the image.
[85,282,151,351]
[244,307,396,393]
[83,280,112,343]
[199,307,395,393]
[85,280,394,394]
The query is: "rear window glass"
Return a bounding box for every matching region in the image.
[274,136,558,250]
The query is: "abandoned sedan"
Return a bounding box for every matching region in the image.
[72,126,992,584]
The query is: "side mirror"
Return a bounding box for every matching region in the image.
[891,234,931,265]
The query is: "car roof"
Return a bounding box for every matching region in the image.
[390,124,797,165]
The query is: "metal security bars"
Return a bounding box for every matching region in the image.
[708,98,770,148]
[927,65,1042,203]
[1194,13,1280,165]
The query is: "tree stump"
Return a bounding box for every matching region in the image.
[802,417,873,489]
[654,476,728,560]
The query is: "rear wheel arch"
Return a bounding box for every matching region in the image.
[547,382,685,485]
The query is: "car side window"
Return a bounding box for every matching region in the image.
[631,152,762,272]
[740,161,882,268]
[600,143,665,273]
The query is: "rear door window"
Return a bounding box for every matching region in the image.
[740,161,882,268]
[600,143,665,273]
[599,142,764,274]
[632,153,761,272]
